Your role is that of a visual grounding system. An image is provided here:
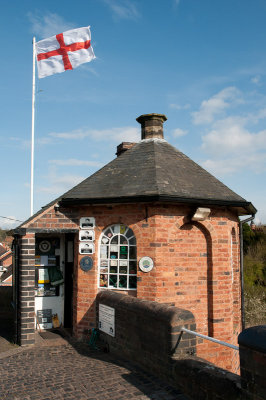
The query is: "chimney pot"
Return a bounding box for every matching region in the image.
[116,142,136,157]
[136,113,167,140]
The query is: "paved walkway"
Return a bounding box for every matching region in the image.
[0,335,189,400]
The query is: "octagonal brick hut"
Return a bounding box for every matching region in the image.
[12,113,256,371]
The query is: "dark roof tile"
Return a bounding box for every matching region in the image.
[61,139,252,206]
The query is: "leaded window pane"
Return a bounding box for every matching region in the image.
[98,224,137,290]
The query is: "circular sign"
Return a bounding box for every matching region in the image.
[39,240,51,253]
[139,256,154,273]
[80,256,94,272]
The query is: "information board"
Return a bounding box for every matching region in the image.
[98,304,115,337]
[36,309,53,330]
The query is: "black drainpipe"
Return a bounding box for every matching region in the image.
[239,215,255,331]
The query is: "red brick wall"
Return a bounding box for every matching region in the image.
[20,201,241,371]
[24,204,78,230]
[0,251,12,267]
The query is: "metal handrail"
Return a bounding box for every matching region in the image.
[180,327,239,351]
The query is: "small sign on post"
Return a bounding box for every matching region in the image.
[99,303,115,337]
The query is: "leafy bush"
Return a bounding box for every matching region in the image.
[243,223,266,326]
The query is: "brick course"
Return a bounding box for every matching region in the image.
[17,233,36,346]
[17,201,241,371]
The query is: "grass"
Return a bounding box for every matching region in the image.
[244,285,266,327]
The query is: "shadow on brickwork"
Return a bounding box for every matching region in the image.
[180,222,214,336]
[0,287,16,352]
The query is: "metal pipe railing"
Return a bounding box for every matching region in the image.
[180,327,239,351]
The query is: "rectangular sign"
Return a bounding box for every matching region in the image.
[36,309,53,329]
[98,303,115,337]
[38,268,50,283]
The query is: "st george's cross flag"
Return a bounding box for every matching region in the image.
[35,26,95,78]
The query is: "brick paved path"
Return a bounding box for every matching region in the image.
[0,338,189,400]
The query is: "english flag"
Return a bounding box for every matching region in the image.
[35,26,95,78]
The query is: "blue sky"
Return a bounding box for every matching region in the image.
[1,0,266,229]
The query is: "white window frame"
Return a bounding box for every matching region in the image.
[98,224,137,290]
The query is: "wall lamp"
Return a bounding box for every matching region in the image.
[54,203,60,212]
[191,207,211,221]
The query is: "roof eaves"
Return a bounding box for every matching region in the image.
[59,194,256,215]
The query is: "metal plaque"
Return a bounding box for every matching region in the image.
[80,256,94,272]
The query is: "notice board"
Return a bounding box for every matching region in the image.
[99,303,115,337]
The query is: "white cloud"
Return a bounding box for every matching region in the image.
[170,103,190,110]
[251,75,261,85]
[202,153,266,175]
[28,12,75,38]
[172,128,188,137]
[8,136,54,149]
[199,94,266,175]
[173,0,181,7]
[37,137,54,146]
[37,172,85,195]
[201,116,266,156]
[103,0,140,20]
[0,216,20,230]
[195,86,266,176]
[79,64,100,77]
[49,126,139,142]
[49,159,103,167]
[192,86,242,125]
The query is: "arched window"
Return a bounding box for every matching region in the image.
[98,224,137,290]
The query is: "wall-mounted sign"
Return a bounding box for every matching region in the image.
[99,303,115,337]
[36,309,52,330]
[139,256,154,273]
[79,242,95,255]
[79,230,95,242]
[80,256,94,272]
[80,217,95,229]
[38,240,51,253]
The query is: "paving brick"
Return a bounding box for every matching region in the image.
[0,339,189,400]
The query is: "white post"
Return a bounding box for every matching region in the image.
[30,37,36,216]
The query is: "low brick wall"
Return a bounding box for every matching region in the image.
[173,358,241,400]
[239,326,266,400]
[96,291,196,378]
[96,291,244,400]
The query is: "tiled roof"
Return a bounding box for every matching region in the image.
[60,139,255,214]
[13,134,256,234]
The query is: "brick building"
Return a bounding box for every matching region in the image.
[11,113,256,371]
[0,244,12,285]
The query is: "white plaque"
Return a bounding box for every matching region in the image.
[139,256,154,272]
[80,217,95,229]
[79,243,95,255]
[79,229,95,242]
[99,304,115,337]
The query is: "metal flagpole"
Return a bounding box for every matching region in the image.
[30,37,36,216]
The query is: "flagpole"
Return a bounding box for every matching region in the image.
[30,37,36,216]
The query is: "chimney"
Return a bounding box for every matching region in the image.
[116,142,136,157]
[136,113,167,140]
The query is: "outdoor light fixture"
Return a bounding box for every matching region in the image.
[191,207,211,221]
[54,203,60,212]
